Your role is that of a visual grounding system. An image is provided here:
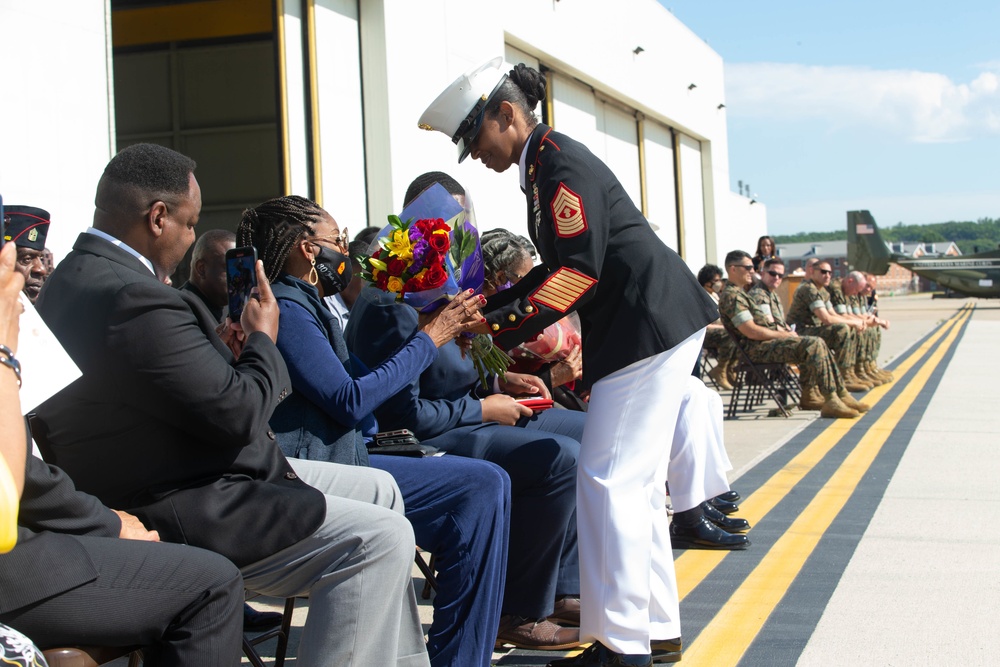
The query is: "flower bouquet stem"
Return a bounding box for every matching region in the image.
[469,333,513,390]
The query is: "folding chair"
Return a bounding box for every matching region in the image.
[720,316,799,419]
[414,548,439,600]
[244,597,297,667]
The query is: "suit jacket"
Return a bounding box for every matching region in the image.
[0,446,120,614]
[33,233,325,567]
[484,124,718,388]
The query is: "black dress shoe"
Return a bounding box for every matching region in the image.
[709,496,740,515]
[548,641,651,666]
[650,637,682,663]
[701,501,751,532]
[670,516,750,550]
[243,603,283,632]
[715,490,741,503]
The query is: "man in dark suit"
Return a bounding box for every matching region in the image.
[34,143,429,666]
[1,450,245,664]
[0,237,243,664]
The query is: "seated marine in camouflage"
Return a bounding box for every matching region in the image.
[718,251,867,419]
[785,260,872,392]
[696,263,737,390]
[829,272,893,383]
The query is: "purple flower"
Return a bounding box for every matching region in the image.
[411,239,430,267]
[408,225,423,242]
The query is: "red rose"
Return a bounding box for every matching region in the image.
[372,248,383,260]
[423,264,448,289]
[428,233,450,253]
[405,275,425,292]
[424,249,442,266]
[431,218,451,233]
[376,272,389,289]
[414,219,434,236]
[387,258,407,276]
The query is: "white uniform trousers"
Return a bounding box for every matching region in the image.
[578,328,705,655]
[667,376,734,513]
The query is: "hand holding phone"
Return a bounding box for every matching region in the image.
[226,247,258,321]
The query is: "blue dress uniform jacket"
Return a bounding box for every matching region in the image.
[33,233,325,568]
[484,124,718,388]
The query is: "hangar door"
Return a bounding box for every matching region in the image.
[547,72,704,261]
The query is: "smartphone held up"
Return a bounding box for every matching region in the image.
[225,246,258,321]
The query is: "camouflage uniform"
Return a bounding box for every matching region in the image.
[787,278,859,376]
[720,282,840,395]
[704,325,736,364]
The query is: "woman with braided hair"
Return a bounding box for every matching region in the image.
[419,59,721,666]
[237,195,511,667]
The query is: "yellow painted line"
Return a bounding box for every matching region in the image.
[523,306,971,663]
[683,305,972,666]
[674,304,971,599]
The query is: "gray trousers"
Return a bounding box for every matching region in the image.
[241,459,429,667]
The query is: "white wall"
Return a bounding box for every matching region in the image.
[0,0,114,262]
[368,0,764,260]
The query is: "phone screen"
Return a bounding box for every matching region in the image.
[226,246,258,320]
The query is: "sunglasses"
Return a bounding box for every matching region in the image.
[766,271,785,279]
[733,264,754,270]
[817,269,832,275]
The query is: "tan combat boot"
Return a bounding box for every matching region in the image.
[820,394,860,419]
[838,389,871,413]
[869,361,893,383]
[708,360,733,390]
[842,369,872,392]
[798,384,825,410]
[855,364,883,386]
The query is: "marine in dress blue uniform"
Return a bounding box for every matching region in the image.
[418,58,719,663]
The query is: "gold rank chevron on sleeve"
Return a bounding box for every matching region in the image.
[550,183,588,238]
[530,267,597,313]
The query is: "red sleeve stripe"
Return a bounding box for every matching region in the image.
[530,268,596,312]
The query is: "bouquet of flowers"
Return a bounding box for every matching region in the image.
[357,182,511,388]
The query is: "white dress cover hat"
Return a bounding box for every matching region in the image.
[418,57,509,163]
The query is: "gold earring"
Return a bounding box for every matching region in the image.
[308,258,319,286]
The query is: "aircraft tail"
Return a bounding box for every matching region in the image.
[847,210,893,275]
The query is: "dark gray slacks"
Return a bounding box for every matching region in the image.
[1,537,244,666]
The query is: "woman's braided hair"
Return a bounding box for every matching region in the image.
[236,195,326,283]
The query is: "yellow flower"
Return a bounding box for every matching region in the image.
[385,229,414,261]
[387,276,404,293]
[369,258,388,272]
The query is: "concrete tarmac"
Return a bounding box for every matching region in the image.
[234,293,995,666]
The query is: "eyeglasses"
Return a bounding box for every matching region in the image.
[732,264,754,271]
[311,228,349,249]
[766,271,785,279]
[817,269,832,275]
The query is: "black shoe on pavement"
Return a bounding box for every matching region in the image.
[709,496,740,515]
[701,501,751,533]
[670,516,750,550]
[650,637,682,664]
[715,490,741,503]
[548,641,652,666]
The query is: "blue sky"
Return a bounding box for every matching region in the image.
[663,1,1000,235]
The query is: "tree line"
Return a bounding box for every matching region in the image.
[774,217,1000,255]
